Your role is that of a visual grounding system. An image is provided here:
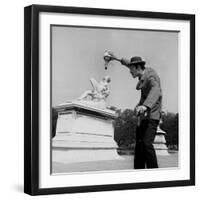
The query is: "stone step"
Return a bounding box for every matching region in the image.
[52,139,118,148]
[55,132,114,143]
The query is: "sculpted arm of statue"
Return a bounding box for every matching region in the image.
[77,90,93,100]
[90,78,100,93]
[77,78,98,100]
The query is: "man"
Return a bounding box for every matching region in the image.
[122,56,162,169]
[106,53,162,169]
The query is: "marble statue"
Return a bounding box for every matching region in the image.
[77,76,111,109]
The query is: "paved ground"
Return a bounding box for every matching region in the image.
[52,152,178,174]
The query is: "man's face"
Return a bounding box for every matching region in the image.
[129,65,139,78]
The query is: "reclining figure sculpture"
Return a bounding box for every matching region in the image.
[77,76,111,109]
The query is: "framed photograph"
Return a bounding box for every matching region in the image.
[24,4,195,195]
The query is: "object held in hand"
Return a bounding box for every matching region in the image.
[103,50,114,61]
[136,105,148,116]
[103,50,114,70]
[136,106,148,126]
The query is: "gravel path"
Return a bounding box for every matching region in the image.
[52,152,178,174]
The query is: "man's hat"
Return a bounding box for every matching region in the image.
[128,56,146,66]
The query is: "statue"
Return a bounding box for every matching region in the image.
[77,76,111,109]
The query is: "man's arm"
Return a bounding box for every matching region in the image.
[142,76,161,109]
[133,94,144,115]
[104,51,130,68]
[120,58,131,68]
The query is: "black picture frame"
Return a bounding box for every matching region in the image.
[24,4,195,196]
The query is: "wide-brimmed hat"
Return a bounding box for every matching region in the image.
[128,56,146,66]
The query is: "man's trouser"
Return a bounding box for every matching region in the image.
[134,119,159,169]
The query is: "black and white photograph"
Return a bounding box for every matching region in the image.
[24,5,195,195]
[51,26,179,173]
[0,0,199,198]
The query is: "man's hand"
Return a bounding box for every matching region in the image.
[104,50,121,62]
[136,105,147,116]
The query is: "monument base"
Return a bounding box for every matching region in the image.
[153,144,169,156]
[52,147,124,164]
[154,127,169,156]
[52,101,125,172]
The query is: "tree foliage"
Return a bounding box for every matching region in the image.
[52,108,58,138]
[113,109,137,147]
[160,112,179,148]
[114,109,179,149]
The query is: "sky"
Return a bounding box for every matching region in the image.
[52,26,178,113]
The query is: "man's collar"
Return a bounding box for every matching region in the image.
[139,69,146,81]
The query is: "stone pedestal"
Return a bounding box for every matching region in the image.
[52,101,124,166]
[153,126,169,156]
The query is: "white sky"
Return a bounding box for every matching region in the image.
[52,26,178,113]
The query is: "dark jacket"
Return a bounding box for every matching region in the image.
[136,67,162,120]
[121,58,162,120]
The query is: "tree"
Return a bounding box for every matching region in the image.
[113,109,137,147]
[160,112,179,148]
[52,108,58,138]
